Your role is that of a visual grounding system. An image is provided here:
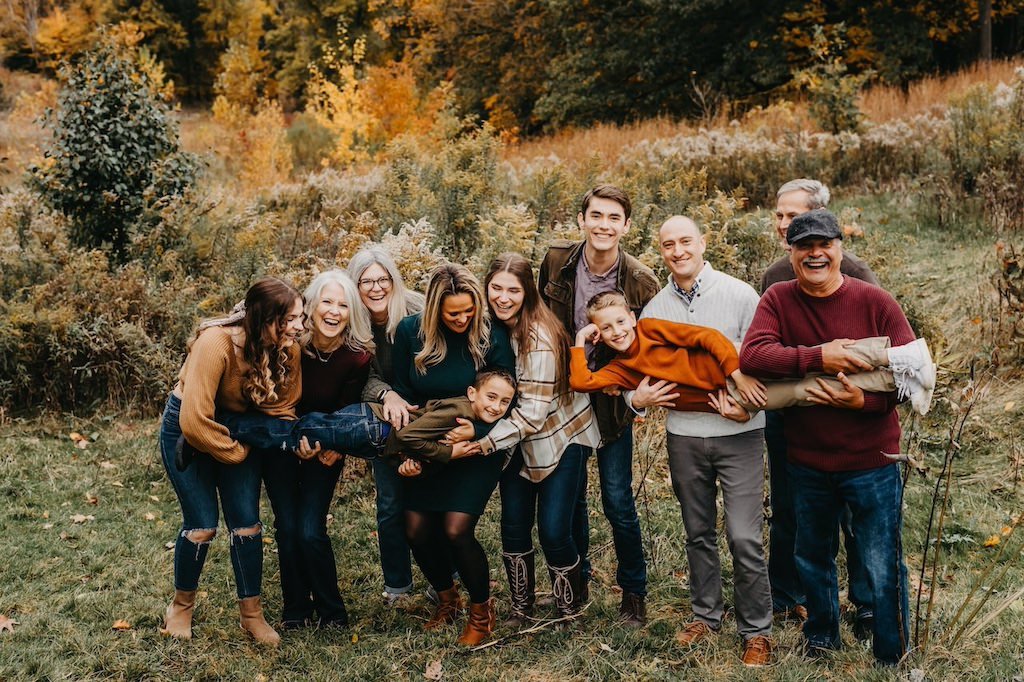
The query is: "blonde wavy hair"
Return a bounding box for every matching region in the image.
[189,277,302,406]
[415,263,490,375]
[302,269,374,354]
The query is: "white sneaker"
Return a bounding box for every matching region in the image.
[887,338,936,415]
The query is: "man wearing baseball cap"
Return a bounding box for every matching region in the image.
[739,208,915,666]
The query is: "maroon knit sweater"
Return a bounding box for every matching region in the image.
[740,276,915,472]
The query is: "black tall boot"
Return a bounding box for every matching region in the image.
[501,549,535,628]
[547,557,582,622]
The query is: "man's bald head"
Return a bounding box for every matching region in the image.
[658,215,706,290]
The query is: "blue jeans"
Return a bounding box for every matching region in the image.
[263,450,347,624]
[371,457,414,594]
[572,427,647,596]
[217,403,389,460]
[159,394,266,599]
[766,411,872,614]
[788,461,909,665]
[501,444,588,567]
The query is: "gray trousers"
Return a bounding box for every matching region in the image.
[667,429,772,640]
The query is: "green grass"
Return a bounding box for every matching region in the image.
[1,194,1022,680]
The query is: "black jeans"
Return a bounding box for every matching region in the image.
[263,450,348,624]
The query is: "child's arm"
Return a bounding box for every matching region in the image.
[569,325,643,393]
[730,370,768,408]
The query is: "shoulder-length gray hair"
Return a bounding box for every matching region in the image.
[347,247,425,341]
[302,269,374,354]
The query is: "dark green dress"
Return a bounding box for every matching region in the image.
[391,314,515,515]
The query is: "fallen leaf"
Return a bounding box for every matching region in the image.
[149,495,160,502]
[599,642,613,652]
[971,317,982,325]
[42,511,49,519]
[351,633,359,644]
[85,492,98,506]
[99,460,116,470]
[0,614,18,633]
[984,535,1001,547]
[111,481,124,488]
[112,619,131,630]
[70,514,95,524]
[424,658,443,680]
[69,432,86,443]
[1006,401,1016,412]
[42,523,54,529]
[75,439,89,450]
[262,537,273,544]
[164,541,175,550]
[144,512,156,521]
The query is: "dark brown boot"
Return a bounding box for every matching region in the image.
[424,586,463,630]
[159,589,196,639]
[619,591,646,627]
[501,550,535,627]
[547,557,582,621]
[457,598,496,646]
[239,596,281,646]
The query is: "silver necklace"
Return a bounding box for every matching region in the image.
[312,345,337,363]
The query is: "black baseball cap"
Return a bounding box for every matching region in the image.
[786,208,843,245]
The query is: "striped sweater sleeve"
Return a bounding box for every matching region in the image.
[481,331,558,455]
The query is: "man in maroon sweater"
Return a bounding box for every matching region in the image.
[740,209,912,666]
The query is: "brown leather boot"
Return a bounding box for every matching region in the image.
[501,550,535,628]
[547,557,582,622]
[238,596,281,646]
[159,589,196,639]
[424,586,463,630]
[457,598,496,646]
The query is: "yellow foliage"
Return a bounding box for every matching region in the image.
[212,97,293,189]
[363,61,449,147]
[35,2,109,69]
[306,37,374,165]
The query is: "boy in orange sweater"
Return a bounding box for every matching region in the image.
[569,292,935,417]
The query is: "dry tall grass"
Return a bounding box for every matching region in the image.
[860,59,1024,122]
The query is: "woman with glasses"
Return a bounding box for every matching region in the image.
[346,248,426,604]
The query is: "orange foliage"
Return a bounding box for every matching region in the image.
[363,60,448,145]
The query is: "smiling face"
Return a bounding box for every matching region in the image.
[441,293,476,334]
[356,262,393,323]
[487,271,525,325]
[775,190,813,242]
[310,281,349,348]
[590,304,637,353]
[273,297,306,348]
[578,196,631,256]
[467,376,516,423]
[659,217,706,289]
[790,237,844,296]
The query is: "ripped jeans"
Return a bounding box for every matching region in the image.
[160,394,266,599]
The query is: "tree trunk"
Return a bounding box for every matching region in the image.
[980,0,993,62]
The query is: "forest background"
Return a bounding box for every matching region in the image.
[1,1,1024,680]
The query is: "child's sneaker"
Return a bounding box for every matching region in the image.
[887,338,936,415]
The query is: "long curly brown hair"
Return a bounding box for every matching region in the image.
[189,277,302,406]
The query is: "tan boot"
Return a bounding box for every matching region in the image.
[238,596,281,646]
[457,598,495,646]
[159,589,197,639]
[424,586,463,630]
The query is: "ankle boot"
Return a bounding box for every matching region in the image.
[501,550,535,627]
[159,589,197,639]
[424,585,462,630]
[239,596,281,646]
[457,598,496,646]
[547,557,583,620]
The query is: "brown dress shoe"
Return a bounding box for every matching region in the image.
[159,589,196,639]
[424,586,463,630]
[457,598,496,646]
[741,635,774,667]
[675,620,715,647]
[775,604,808,624]
[618,592,646,627]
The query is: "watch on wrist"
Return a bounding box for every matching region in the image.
[377,388,390,402]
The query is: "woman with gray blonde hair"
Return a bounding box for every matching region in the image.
[347,247,427,603]
[262,268,375,630]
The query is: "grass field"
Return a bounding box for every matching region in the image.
[0,194,1022,681]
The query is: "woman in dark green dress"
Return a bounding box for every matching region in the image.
[391,263,515,645]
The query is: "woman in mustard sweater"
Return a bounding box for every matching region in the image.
[158,277,305,646]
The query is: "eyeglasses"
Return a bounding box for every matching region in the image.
[358,276,393,291]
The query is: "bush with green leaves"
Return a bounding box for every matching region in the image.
[793,25,873,135]
[30,41,198,262]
